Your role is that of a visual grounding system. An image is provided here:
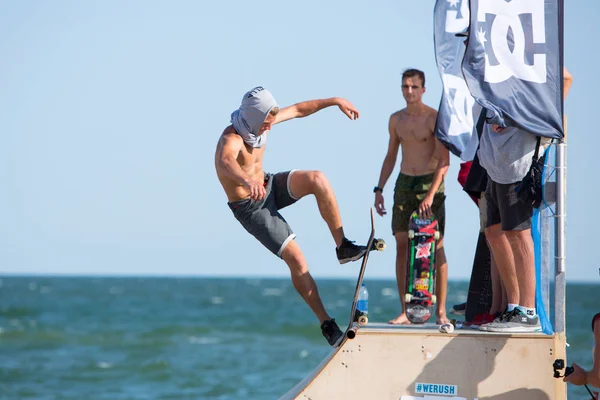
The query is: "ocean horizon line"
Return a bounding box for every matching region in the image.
[0,272,596,285]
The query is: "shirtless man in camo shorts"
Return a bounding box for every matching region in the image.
[373,69,451,325]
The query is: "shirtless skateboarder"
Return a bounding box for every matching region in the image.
[215,86,367,345]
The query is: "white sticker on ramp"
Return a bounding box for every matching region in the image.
[401,397,471,400]
[415,382,458,395]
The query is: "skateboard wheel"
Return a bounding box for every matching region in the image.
[404,293,413,303]
[358,315,368,325]
[431,295,437,304]
[374,239,386,251]
[434,231,440,240]
[408,230,415,239]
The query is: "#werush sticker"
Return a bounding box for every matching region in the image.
[415,383,458,395]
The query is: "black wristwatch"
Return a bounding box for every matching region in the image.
[373,186,383,193]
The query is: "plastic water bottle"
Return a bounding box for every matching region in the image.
[357,283,369,316]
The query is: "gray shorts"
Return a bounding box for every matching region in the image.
[228,170,299,257]
[485,179,532,231]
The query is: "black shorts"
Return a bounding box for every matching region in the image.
[485,179,532,231]
[228,171,298,257]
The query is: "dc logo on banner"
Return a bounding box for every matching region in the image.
[445,0,469,33]
[478,0,547,84]
[443,74,477,137]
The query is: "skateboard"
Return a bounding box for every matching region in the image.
[345,209,385,337]
[449,233,493,328]
[464,232,492,322]
[404,211,439,324]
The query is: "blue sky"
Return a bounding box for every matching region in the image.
[1,0,598,282]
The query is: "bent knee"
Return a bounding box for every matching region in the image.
[281,244,308,274]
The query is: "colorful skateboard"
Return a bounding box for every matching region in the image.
[404,211,439,324]
[344,209,385,338]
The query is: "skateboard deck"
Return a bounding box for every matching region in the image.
[465,232,492,322]
[344,208,385,338]
[404,211,439,324]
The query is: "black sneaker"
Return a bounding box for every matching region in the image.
[321,318,343,347]
[485,308,541,333]
[336,238,367,264]
[451,302,466,316]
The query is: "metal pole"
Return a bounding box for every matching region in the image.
[554,142,567,333]
[541,193,550,317]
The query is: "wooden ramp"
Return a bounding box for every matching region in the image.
[281,323,567,400]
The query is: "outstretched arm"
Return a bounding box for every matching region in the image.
[564,316,600,389]
[216,133,266,200]
[374,114,400,216]
[274,97,359,124]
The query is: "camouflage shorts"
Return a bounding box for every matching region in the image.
[391,173,446,235]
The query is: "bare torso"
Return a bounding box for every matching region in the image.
[215,125,265,202]
[391,106,439,176]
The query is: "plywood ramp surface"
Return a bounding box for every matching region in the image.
[281,323,567,400]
